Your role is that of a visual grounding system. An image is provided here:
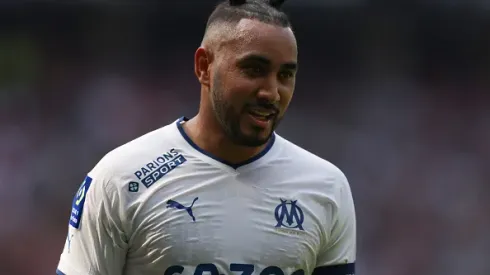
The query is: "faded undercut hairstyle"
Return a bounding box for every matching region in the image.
[205,0,291,31]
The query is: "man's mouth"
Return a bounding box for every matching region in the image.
[247,107,277,121]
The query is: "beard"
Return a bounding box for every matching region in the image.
[210,75,280,147]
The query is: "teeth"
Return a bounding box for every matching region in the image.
[249,110,272,117]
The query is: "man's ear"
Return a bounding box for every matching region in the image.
[194,47,212,86]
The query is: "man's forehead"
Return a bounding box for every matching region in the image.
[224,19,297,60]
[234,18,294,42]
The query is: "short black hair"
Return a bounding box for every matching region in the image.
[206,0,291,30]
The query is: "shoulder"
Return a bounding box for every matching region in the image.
[89,120,185,192]
[274,134,347,180]
[273,134,351,196]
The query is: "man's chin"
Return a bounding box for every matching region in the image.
[233,128,274,147]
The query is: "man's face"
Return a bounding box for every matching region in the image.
[210,19,298,147]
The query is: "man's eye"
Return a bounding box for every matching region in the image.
[279,71,294,79]
[243,66,265,77]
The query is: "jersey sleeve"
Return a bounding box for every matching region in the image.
[314,172,356,275]
[56,162,128,275]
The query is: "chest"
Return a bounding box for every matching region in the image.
[126,174,332,275]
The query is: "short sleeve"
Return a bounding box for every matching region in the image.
[314,172,356,275]
[56,163,128,275]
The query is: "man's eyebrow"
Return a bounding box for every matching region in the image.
[237,54,298,70]
[282,62,297,71]
[237,54,271,65]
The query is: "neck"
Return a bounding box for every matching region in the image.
[182,112,270,165]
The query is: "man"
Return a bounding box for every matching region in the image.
[56,0,356,274]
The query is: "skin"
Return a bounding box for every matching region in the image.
[183,18,298,165]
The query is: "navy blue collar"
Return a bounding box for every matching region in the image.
[176,116,275,169]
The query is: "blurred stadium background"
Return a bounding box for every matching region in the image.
[1,1,489,274]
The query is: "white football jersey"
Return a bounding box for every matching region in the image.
[56,117,356,275]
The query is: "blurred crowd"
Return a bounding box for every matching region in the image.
[0,2,489,275]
